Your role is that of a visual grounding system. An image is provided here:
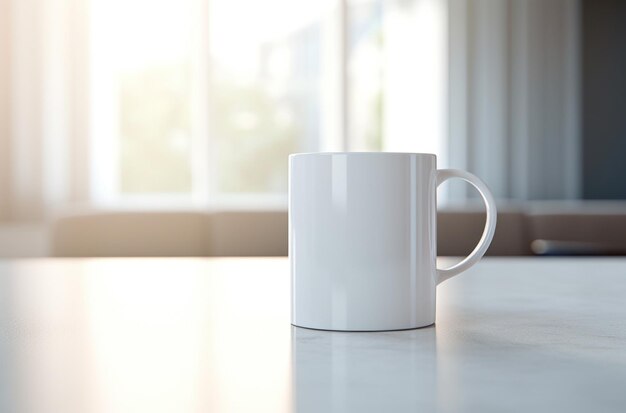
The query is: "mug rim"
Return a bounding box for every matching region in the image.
[290,152,436,158]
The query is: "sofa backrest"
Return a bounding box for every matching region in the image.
[51,208,530,257]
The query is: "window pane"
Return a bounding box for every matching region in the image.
[91,0,194,195]
[347,0,447,157]
[119,63,192,193]
[348,0,384,151]
[209,0,329,194]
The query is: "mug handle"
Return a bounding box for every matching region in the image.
[436,169,497,285]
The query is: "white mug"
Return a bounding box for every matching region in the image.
[289,152,497,331]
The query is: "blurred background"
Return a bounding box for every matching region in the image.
[0,0,624,257]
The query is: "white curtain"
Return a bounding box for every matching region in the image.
[447,0,581,201]
[0,0,90,222]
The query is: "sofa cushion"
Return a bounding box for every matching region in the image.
[437,207,531,256]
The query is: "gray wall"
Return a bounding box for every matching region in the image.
[582,0,626,199]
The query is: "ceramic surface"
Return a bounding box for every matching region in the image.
[289,153,497,331]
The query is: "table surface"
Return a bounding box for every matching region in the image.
[0,257,625,413]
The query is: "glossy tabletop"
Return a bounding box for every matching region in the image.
[0,257,625,412]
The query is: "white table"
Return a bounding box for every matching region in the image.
[0,257,625,412]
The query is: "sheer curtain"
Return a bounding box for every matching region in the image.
[0,0,90,222]
[447,0,581,201]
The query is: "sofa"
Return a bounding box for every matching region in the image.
[50,202,626,257]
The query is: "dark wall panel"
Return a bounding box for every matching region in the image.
[582,0,626,199]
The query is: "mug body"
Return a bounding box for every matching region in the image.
[289,153,437,331]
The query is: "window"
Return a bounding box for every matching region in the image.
[208,0,330,199]
[90,0,197,204]
[89,0,446,207]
